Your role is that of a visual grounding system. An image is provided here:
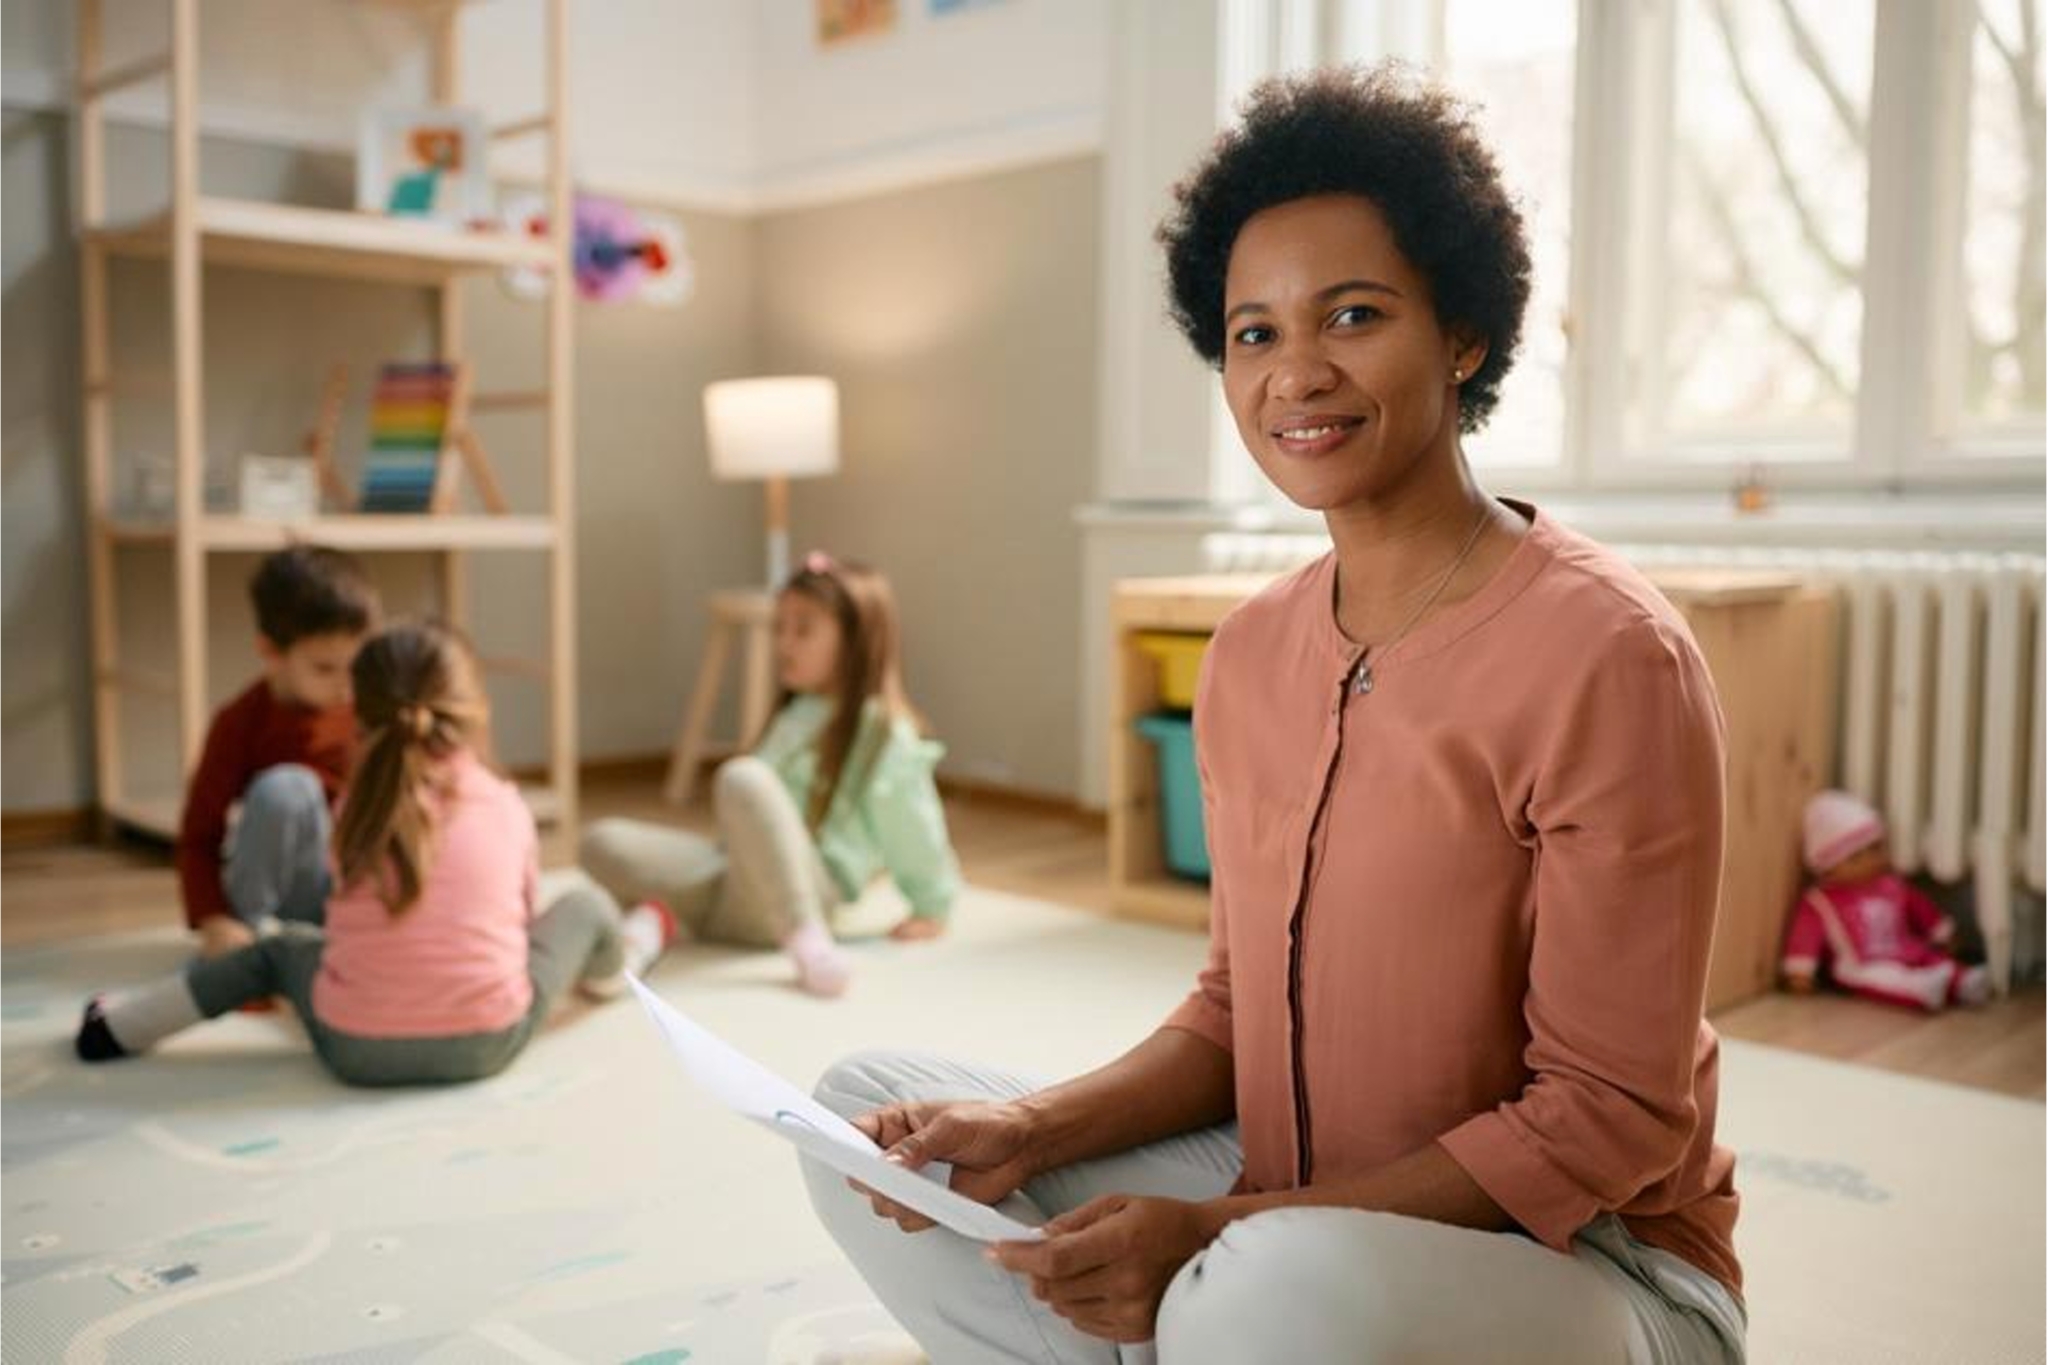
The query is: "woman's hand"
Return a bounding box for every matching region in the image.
[889,917,946,942]
[848,1099,1041,1231]
[989,1195,1217,1344]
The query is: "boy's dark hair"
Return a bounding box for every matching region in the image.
[249,545,377,646]
[1157,61,1533,433]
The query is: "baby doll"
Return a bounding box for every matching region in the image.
[1781,789,1990,1010]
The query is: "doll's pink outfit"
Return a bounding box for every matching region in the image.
[1782,873,1988,1010]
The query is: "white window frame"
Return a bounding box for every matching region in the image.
[1264,0,2048,504]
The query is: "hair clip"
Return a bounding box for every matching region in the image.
[802,550,837,575]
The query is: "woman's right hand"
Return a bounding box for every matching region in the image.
[849,1099,1041,1232]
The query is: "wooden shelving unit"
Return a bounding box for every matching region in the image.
[76,0,579,840]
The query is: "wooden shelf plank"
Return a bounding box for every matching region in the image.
[104,795,179,842]
[98,514,557,552]
[85,197,556,285]
[202,514,556,551]
[1111,574,1277,632]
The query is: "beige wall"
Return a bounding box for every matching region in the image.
[756,156,1101,799]
[1,109,763,812]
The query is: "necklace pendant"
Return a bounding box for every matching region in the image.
[1352,663,1374,695]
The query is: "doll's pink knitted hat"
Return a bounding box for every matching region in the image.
[1804,789,1886,874]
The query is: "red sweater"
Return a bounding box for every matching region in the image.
[175,680,355,927]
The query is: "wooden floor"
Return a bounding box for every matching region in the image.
[5,769,2041,1100]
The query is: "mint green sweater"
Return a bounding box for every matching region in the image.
[754,694,961,921]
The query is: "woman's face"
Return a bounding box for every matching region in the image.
[774,590,844,695]
[1220,194,1482,511]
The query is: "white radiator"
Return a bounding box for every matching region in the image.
[1203,532,2048,989]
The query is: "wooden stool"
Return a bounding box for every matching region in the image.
[665,589,778,804]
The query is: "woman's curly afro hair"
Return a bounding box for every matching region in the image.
[1158,62,1533,434]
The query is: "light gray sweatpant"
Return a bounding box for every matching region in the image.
[223,763,332,928]
[803,1051,1748,1365]
[579,756,841,948]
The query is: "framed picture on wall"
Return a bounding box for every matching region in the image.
[355,106,491,223]
[817,0,897,45]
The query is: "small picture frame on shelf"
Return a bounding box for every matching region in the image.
[238,454,320,521]
[356,105,491,223]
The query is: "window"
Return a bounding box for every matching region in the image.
[1949,0,2045,442]
[1307,0,2045,493]
[1645,0,1874,455]
[1437,2,1578,471]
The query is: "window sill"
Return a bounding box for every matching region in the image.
[1075,492,2045,553]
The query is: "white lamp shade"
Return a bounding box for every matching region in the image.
[703,376,841,481]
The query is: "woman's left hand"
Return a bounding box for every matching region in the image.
[988,1195,1216,1344]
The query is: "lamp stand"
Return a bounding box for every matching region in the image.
[764,473,790,588]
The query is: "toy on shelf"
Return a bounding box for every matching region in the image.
[1781,789,1993,1011]
[500,193,694,305]
[304,361,509,515]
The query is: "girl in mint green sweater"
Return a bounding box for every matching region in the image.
[581,553,961,996]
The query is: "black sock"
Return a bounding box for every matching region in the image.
[75,998,129,1062]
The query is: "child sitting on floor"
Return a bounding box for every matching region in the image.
[79,621,675,1085]
[581,552,961,998]
[178,544,377,959]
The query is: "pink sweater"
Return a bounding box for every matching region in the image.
[312,750,538,1038]
[1165,503,1742,1297]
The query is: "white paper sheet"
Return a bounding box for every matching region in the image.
[627,977,1041,1243]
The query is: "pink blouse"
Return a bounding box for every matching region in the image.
[1165,503,1742,1296]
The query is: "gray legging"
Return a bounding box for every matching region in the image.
[579,755,843,948]
[803,1050,1748,1365]
[183,886,626,1087]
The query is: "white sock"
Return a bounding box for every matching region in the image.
[102,975,203,1052]
[784,920,850,998]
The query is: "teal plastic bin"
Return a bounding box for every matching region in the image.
[1135,713,1211,881]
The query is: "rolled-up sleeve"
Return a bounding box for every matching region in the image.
[1437,615,1726,1250]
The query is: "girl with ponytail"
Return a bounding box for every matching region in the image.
[77,622,675,1085]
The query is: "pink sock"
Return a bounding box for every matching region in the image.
[783,920,850,998]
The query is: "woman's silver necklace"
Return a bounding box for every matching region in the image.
[1348,504,1493,696]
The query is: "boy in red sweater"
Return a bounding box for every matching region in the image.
[178,546,377,957]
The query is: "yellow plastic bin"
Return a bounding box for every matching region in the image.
[1135,632,1211,710]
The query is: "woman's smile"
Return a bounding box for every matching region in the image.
[1269,412,1368,459]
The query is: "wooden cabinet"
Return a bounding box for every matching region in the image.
[1657,574,1840,1010]
[1106,570,1839,1012]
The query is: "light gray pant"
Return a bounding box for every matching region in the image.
[804,1051,1748,1365]
[223,763,332,928]
[182,886,627,1087]
[580,756,841,948]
